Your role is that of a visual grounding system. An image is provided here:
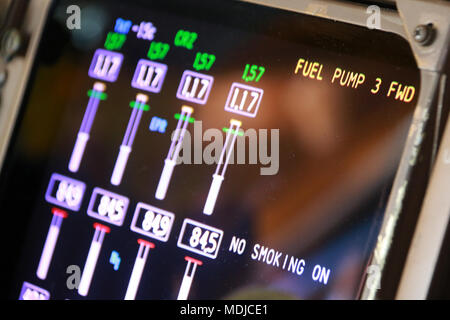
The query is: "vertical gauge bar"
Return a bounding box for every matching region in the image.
[203,119,242,215]
[36,207,68,280]
[69,82,106,173]
[177,256,202,300]
[155,105,193,200]
[78,223,110,297]
[111,94,149,186]
[124,239,155,300]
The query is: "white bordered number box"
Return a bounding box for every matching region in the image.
[19,282,50,300]
[45,173,86,211]
[87,187,129,226]
[177,218,223,259]
[131,59,167,93]
[130,202,175,242]
[176,70,214,105]
[88,49,123,82]
[224,82,264,118]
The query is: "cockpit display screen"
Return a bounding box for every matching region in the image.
[2,0,420,299]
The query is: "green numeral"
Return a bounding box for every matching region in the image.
[174,30,198,50]
[104,32,126,51]
[193,52,215,71]
[242,64,265,82]
[148,42,170,60]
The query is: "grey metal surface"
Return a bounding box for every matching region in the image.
[360,0,450,299]
[396,74,448,299]
[244,0,406,37]
[0,0,51,171]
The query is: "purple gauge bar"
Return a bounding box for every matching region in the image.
[176,70,214,105]
[124,239,155,300]
[36,208,68,280]
[203,119,242,215]
[111,94,149,186]
[78,223,110,296]
[19,282,50,300]
[87,187,130,226]
[88,49,123,82]
[69,82,106,172]
[131,59,167,93]
[224,82,263,118]
[45,173,86,211]
[155,105,193,200]
[177,256,203,300]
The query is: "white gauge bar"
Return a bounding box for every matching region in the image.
[78,223,110,297]
[111,93,149,186]
[177,256,202,300]
[155,105,193,200]
[124,239,155,300]
[69,82,106,173]
[111,145,131,185]
[203,119,242,215]
[36,208,68,280]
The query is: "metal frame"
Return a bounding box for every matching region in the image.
[0,0,449,300]
[0,0,52,170]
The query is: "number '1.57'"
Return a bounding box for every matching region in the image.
[242,64,265,82]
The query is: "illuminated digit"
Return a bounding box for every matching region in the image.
[371,77,382,94]
[108,56,122,77]
[189,227,202,248]
[138,65,154,87]
[142,210,155,232]
[98,195,110,216]
[199,230,209,251]
[206,232,219,254]
[160,43,170,59]
[151,213,162,234]
[230,87,239,110]
[256,66,265,82]
[205,54,215,70]
[158,215,171,237]
[151,67,164,88]
[197,79,209,99]
[249,65,257,82]
[247,91,259,112]
[107,198,117,218]
[56,181,68,202]
[239,90,248,111]
[187,32,197,50]
[242,64,250,81]
[93,54,105,75]
[189,77,200,98]
[99,55,112,77]
[182,75,192,97]
[66,184,82,207]
[193,52,201,70]
[111,199,124,221]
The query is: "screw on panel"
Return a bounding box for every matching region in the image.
[413,24,436,46]
[1,28,22,61]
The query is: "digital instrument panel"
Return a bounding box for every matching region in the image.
[1,0,420,299]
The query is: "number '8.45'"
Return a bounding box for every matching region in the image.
[189,227,220,254]
[98,195,124,222]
